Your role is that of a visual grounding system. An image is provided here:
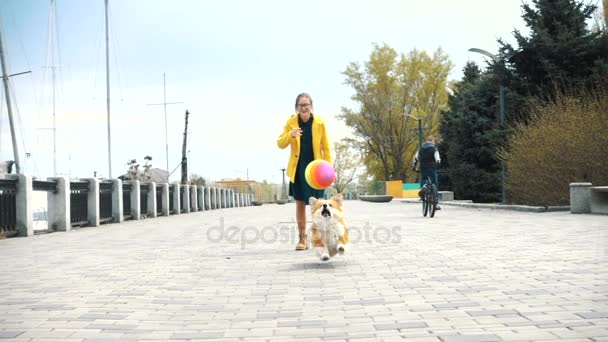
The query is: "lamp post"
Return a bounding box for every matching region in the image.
[468,47,507,204]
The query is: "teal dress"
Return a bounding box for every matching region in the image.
[289,115,324,204]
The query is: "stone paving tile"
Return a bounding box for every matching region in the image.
[1,201,607,341]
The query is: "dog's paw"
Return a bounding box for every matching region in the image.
[320,253,330,261]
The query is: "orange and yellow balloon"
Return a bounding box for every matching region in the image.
[305,160,336,190]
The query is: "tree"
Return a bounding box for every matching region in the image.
[439,63,506,202]
[126,156,152,182]
[190,174,207,186]
[501,0,608,99]
[501,89,608,206]
[339,43,452,181]
[440,0,607,202]
[604,0,608,27]
[332,139,362,194]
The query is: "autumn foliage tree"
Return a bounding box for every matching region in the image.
[339,43,452,181]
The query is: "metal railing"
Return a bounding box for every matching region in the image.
[122,182,132,220]
[70,181,89,227]
[169,187,175,214]
[99,181,113,224]
[156,184,162,215]
[33,180,57,193]
[140,183,149,216]
[180,186,187,213]
[0,179,17,236]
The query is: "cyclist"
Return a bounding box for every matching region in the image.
[412,135,441,210]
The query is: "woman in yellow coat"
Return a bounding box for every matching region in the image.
[277,93,332,250]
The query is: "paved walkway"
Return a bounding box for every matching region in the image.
[1,200,607,341]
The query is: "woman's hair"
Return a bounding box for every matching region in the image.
[294,92,313,110]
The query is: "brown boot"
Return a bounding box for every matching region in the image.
[295,233,308,250]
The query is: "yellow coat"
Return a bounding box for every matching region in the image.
[277,114,332,183]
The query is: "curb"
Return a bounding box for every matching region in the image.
[399,199,570,213]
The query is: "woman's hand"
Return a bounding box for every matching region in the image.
[291,128,302,138]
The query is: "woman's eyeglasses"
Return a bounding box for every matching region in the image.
[297,103,312,109]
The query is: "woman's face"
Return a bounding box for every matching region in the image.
[296,96,313,118]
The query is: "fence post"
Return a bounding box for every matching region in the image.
[190,185,198,212]
[204,187,210,210]
[48,176,70,231]
[182,185,190,214]
[209,187,215,209]
[112,178,123,223]
[7,174,33,237]
[161,183,169,216]
[217,188,222,208]
[148,182,157,218]
[131,180,141,220]
[86,178,100,227]
[197,186,204,211]
[172,183,181,215]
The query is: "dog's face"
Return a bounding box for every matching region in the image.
[309,194,345,228]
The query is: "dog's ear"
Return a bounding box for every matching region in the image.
[309,197,318,206]
[332,193,343,208]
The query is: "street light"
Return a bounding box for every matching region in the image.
[468,47,506,204]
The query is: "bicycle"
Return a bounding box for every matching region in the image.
[415,170,438,218]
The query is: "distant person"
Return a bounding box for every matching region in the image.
[412,135,441,210]
[277,93,332,250]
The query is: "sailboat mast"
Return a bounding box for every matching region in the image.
[0,20,21,173]
[105,0,112,178]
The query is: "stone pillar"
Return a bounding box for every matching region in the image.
[86,178,100,227]
[190,185,198,212]
[210,187,216,209]
[7,174,33,237]
[570,182,592,214]
[147,182,157,218]
[161,183,169,216]
[182,185,190,214]
[220,189,225,208]
[111,179,123,223]
[215,188,220,209]
[205,187,211,210]
[197,186,204,211]
[172,183,181,215]
[48,176,70,231]
[131,180,141,220]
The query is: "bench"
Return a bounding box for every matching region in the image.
[438,191,454,201]
[590,186,608,215]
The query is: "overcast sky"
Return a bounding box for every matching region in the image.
[0,0,536,184]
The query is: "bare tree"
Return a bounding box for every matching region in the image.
[333,139,362,194]
[126,156,153,182]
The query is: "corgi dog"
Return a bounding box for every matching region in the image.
[309,194,349,261]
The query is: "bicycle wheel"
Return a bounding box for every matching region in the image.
[422,198,428,217]
[422,187,429,217]
[429,184,437,218]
